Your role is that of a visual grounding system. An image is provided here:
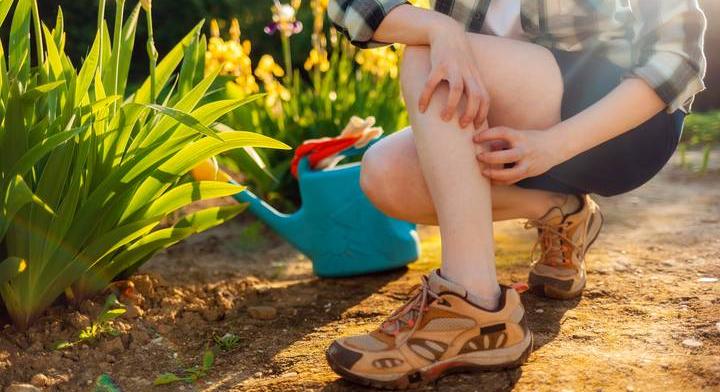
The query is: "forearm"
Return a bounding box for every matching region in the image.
[551,78,666,161]
[372,4,460,46]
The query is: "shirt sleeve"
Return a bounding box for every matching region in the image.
[327,0,410,49]
[629,0,707,113]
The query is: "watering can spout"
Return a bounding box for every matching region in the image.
[191,158,303,248]
[233,190,301,245]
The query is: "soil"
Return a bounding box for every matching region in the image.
[1,152,719,392]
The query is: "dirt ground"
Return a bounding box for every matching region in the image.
[1,151,719,392]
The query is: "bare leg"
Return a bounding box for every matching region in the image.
[374,35,563,306]
[361,127,566,225]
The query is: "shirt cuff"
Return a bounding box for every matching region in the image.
[333,0,410,49]
[628,52,706,113]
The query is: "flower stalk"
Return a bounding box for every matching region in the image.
[142,0,158,102]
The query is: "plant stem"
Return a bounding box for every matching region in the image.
[281,34,292,85]
[145,6,158,103]
[112,0,125,106]
[97,0,107,76]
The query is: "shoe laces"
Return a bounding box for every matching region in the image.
[525,219,581,269]
[379,275,439,341]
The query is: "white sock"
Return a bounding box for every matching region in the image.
[467,288,502,310]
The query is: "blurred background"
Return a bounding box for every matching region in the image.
[27,0,719,111]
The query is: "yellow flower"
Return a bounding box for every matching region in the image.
[355,46,400,79]
[255,55,285,80]
[205,19,258,96]
[229,18,241,41]
[304,48,330,72]
[210,19,220,38]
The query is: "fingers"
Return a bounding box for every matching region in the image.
[419,68,445,113]
[473,127,518,144]
[443,75,463,121]
[477,148,524,165]
[474,90,490,130]
[482,162,529,185]
[460,78,482,128]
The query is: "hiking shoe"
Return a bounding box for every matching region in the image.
[326,270,533,389]
[526,195,604,299]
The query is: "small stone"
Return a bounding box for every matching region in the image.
[254,371,263,378]
[681,338,703,348]
[280,371,298,378]
[132,275,156,298]
[535,309,544,314]
[248,306,277,320]
[123,304,144,319]
[99,337,125,354]
[201,308,222,322]
[130,329,151,346]
[4,384,41,392]
[66,312,91,330]
[29,374,50,388]
[697,277,718,283]
[626,386,634,392]
[716,322,720,333]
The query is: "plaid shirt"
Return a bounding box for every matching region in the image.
[327,0,707,113]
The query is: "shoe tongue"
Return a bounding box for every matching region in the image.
[428,270,467,297]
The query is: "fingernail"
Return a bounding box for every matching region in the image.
[419,105,426,112]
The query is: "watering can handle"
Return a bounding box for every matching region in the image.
[296,138,380,177]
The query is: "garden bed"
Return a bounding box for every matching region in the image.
[1,153,719,391]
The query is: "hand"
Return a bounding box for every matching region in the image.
[421,19,489,129]
[473,127,563,185]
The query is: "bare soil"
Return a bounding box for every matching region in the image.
[1,153,719,392]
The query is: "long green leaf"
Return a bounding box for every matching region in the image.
[8,0,30,79]
[0,0,14,29]
[123,181,244,223]
[75,31,101,105]
[0,257,26,286]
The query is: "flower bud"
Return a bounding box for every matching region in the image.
[140,0,151,12]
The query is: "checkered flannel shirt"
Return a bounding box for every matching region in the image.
[327,0,707,113]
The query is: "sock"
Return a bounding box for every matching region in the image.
[441,269,501,310]
[467,289,502,310]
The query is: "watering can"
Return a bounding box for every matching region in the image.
[193,121,420,278]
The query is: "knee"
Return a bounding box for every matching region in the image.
[359,143,399,214]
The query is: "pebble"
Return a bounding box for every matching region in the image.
[535,309,544,314]
[29,374,50,388]
[248,306,277,320]
[99,337,125,354]
[280,371,298,378]
[123,304,144,319]
[4,384,41,392]
[67,312,91,330]
[716,322,720,333]
[697,277,718,283]
[254,371,263,378]
[681,338,703,348]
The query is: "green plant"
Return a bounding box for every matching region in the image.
[154,347,215,385]
[680,111,720,172]
[54,294,126,349]
[0,0,288,329]
[208,2,408,206]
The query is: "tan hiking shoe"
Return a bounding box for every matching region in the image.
[326,270,533,389]
[526,195,604,299]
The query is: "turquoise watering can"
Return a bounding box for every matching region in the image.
[199,142,421,278]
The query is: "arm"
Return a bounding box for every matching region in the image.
[474,0,707,184]
[327,1,490,128]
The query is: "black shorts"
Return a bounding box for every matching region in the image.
[515,49,685,197]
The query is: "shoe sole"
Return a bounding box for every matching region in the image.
[530,208,604,300]
[327,333,533,390]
